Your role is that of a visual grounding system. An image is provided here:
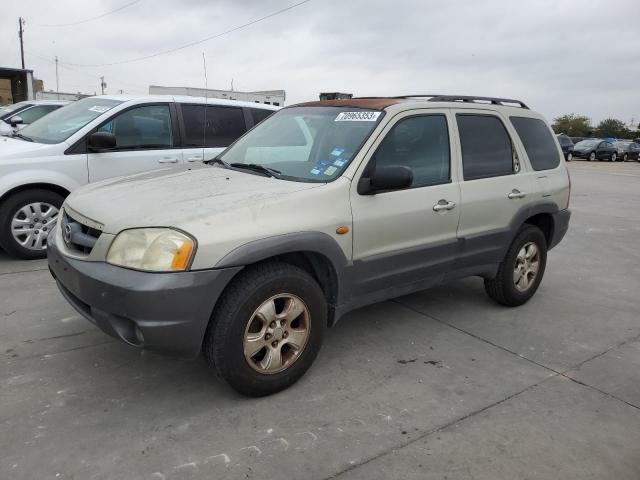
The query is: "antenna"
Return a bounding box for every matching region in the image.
[202,52,208,149]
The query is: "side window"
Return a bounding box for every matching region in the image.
[204,106,247,147]
[374,115,450,188]
[17,105,58,124]
[510,116,560,171]
[457,114,514,180]
[181,104,206,147]
[98,105,172,149]
[250,108,274,125]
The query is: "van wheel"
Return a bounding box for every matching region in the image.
[203,262,327,396]
[0,189,64,259]
[484,225,547,307]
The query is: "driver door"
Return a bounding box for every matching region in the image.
[349,110,461,297]
[88,103,183,182]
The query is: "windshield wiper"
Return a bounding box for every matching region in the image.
[205,157,230,168]
[11,132,33,142]
[230,163,281,178]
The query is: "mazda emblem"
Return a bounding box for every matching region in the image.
[63,224,72,245]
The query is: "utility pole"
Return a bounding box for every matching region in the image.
[55,56,60,99]
[18,17,25,69]
[100,76,106,95]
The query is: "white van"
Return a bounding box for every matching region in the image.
[0,95,278,258]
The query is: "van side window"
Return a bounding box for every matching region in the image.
[98,105,172,149]
[250,108,274,125]
[511,116,560,171]
[205,106,246,147]
[374,115,450,187]
[457,114,514,180]
[181,105,247,147]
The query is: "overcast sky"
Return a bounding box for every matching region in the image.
[1,0,638,125]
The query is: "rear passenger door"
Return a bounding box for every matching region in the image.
[179,104,248,164]
[350,110,461,295]
[452,111,535,271]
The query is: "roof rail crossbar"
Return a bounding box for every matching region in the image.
[393,94,529,109]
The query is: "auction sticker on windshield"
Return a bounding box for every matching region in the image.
[335,111,381,122]
[88,106,112,113]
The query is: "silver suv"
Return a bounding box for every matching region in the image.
[48,95,571,396]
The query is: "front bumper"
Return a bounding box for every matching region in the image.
[48,232,241,357]
[549,209,571,250]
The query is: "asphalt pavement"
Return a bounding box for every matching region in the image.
[1,160,639,479]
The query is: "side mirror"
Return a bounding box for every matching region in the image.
[358,165,413,195]
[9,115,23,127]
[88,131,117,152]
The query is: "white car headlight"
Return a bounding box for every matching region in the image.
[106,228,196,272]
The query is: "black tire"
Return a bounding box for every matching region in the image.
[566,152,572,162]
[610,152,617,162]
[203,261,327,397]
[484,225,547,307]
[589,152,596,161]
[623,153,628,161]
[0,189,64,259]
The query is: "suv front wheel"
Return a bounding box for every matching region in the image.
[484,225,547,307]
[203,262,327,396]
[0,189,64,259]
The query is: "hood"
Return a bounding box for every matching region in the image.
[0,135,63,161]
[66,165,324,234]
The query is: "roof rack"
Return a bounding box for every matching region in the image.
[395,95,530,109]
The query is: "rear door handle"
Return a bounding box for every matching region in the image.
[433,199,456,212]
[158,157,179,164]
[507,189,526,199]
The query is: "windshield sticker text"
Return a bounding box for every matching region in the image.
[335,111,381,122]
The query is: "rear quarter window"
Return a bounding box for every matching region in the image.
[511,116,561,171]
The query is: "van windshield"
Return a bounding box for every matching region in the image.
[218,106,384,182]
[18,97,123,144]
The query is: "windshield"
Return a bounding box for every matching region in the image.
[575,140,599,148]
[18,97,123,144]
[219,106,384,182]
[0,102,31,121]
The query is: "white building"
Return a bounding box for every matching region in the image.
[149,85,285,106]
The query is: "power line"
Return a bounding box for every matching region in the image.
[57,0,313,67]
[33,0,142,27]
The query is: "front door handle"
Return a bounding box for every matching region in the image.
[186,156,203,163]
[158,157,179,164]
[507,189,526,199]
[433,199,456,212]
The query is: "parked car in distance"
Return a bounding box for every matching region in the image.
[572,139,618,161]
[556,133,574,161]
[570,136,588,145]
[615,140,640,161]
[0,100,69,136]
[0,95,278,259]
[48,95,571,396]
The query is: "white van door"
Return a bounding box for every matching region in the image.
[88,104,183,182]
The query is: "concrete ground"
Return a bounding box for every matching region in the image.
[1,160,640,480]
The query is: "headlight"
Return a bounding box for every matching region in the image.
[106,228,195,272]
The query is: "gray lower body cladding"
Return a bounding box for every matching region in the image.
[47,234,241,357]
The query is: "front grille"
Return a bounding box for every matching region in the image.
[61,211,101,254]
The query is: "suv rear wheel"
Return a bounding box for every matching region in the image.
[484,225,547,307]
[0,189,64,259]
[203,262,327,396]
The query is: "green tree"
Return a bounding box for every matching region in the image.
[595,118,631,139]
[551,114,592,137]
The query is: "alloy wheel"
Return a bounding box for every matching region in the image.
[11,202,59,251]
[243,294,311,374]
[513,242,540,292]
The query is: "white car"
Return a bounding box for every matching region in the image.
[0,100,70,136]
[48,95,571,396]
[0,95,278,258]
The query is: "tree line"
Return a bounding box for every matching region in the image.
[551,114,639,139]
